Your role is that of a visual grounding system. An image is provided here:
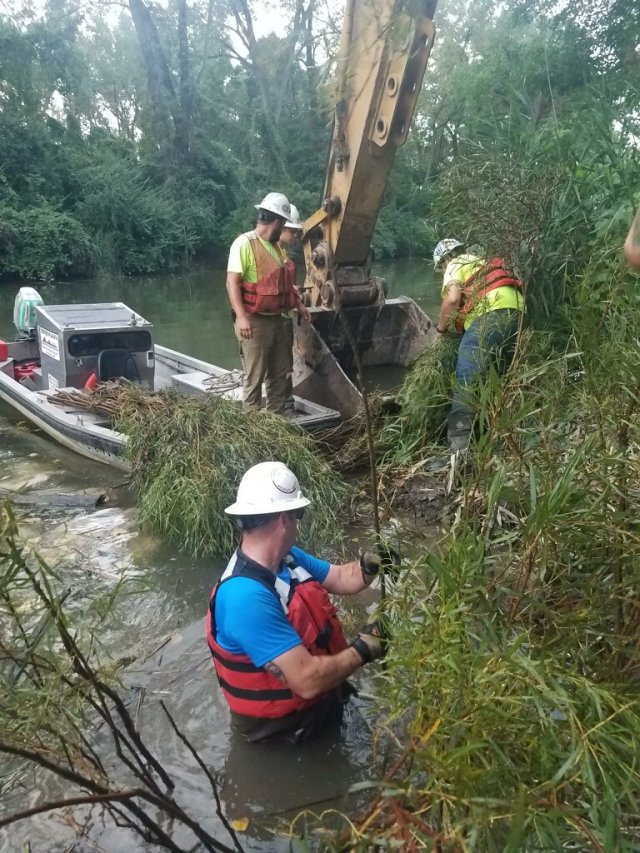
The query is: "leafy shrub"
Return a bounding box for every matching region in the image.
[0,202,94,280]
[75,158,195,275]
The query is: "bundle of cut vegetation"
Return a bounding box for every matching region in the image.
[313,394,388,473]
[52,383,348,556]
[379,335,458,465]
[98,386,348,557]
[50,382,171,418]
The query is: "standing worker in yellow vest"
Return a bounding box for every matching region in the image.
[433,239,525,451]
[227,193,305,412]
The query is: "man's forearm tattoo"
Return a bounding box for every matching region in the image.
[265,661,287,683]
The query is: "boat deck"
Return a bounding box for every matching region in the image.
[0,339,341,470]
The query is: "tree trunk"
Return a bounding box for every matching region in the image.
[127,0,181,168]
[176,0,193,162]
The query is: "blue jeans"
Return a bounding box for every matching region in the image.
[448,308,521,447]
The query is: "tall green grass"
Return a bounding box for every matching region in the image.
[307,263,640,849]
[117,391,348,557]
[380,336,458,464]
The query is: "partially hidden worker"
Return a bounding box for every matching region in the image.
[625,204,640,271]
[433,239,525,451]
[206,461,386,742]
[278,203,310,411]
[226,192,308,413]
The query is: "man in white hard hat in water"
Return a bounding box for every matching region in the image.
[206,461,386,742]
[226,192,308,412]
[433,238,525,451]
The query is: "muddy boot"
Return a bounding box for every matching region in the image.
[448,433,470,452]
[447,410,472,453]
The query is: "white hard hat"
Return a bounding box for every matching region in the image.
[225,461,311,516]
[433,238,465,270]
[284,204,303,231]
[255,192,291,221]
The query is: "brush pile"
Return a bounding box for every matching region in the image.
[314,395,388,473]
[381,335,458,462]
[51,384,347,557]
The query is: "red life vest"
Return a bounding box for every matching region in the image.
[206,550,348,719]
[455,257,523,333]
[240,234,298,315]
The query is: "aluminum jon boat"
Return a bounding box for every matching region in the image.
[0,289,340,470]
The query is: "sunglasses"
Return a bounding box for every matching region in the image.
[294,508,305,521]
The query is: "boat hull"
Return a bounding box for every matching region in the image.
[0,344,340,470]
[0,370,127,469]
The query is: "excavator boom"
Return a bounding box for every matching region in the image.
[304,0,437,308]
[293,0,439,417]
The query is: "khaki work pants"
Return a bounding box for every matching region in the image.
[236,312,290,413]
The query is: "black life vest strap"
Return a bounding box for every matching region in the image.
[216,674,293,701]
[209,644,261,672]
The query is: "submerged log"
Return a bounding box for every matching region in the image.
[0,489,108,510]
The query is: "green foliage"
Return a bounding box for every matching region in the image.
[1,0,637,288]
[319,260,640,851]
[381,336,458,460]
[369,547,640,849]
[117,388,348,557]
[429,92,640,322]
[0,201,94,280]
[76,153,196,274]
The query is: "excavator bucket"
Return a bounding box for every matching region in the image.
[293,297,436,419]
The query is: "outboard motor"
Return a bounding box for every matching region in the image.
[14,287,44,341]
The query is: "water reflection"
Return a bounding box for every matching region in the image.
[0,259,438,368]
[221,698,373,822]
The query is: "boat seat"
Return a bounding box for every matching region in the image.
[97,348,140,383]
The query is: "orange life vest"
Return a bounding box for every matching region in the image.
[455,257,523,333]
[206,550,348,719]
[240,235,298,314]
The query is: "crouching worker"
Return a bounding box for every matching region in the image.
[433,239,525,451]
[206,461,386,743]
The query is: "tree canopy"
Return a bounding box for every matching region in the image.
[0,0,637,318]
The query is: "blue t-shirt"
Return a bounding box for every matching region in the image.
[214,545,331,668]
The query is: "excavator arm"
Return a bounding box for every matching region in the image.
[303,0,437,308]
[292,0,439,418]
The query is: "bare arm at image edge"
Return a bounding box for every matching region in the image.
[625,206,640,271]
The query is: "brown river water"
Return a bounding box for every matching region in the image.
[0,260,438,851]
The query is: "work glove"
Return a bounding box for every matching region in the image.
[359,546,402,582]
[350,619,388,664]
[359,547,382,581]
